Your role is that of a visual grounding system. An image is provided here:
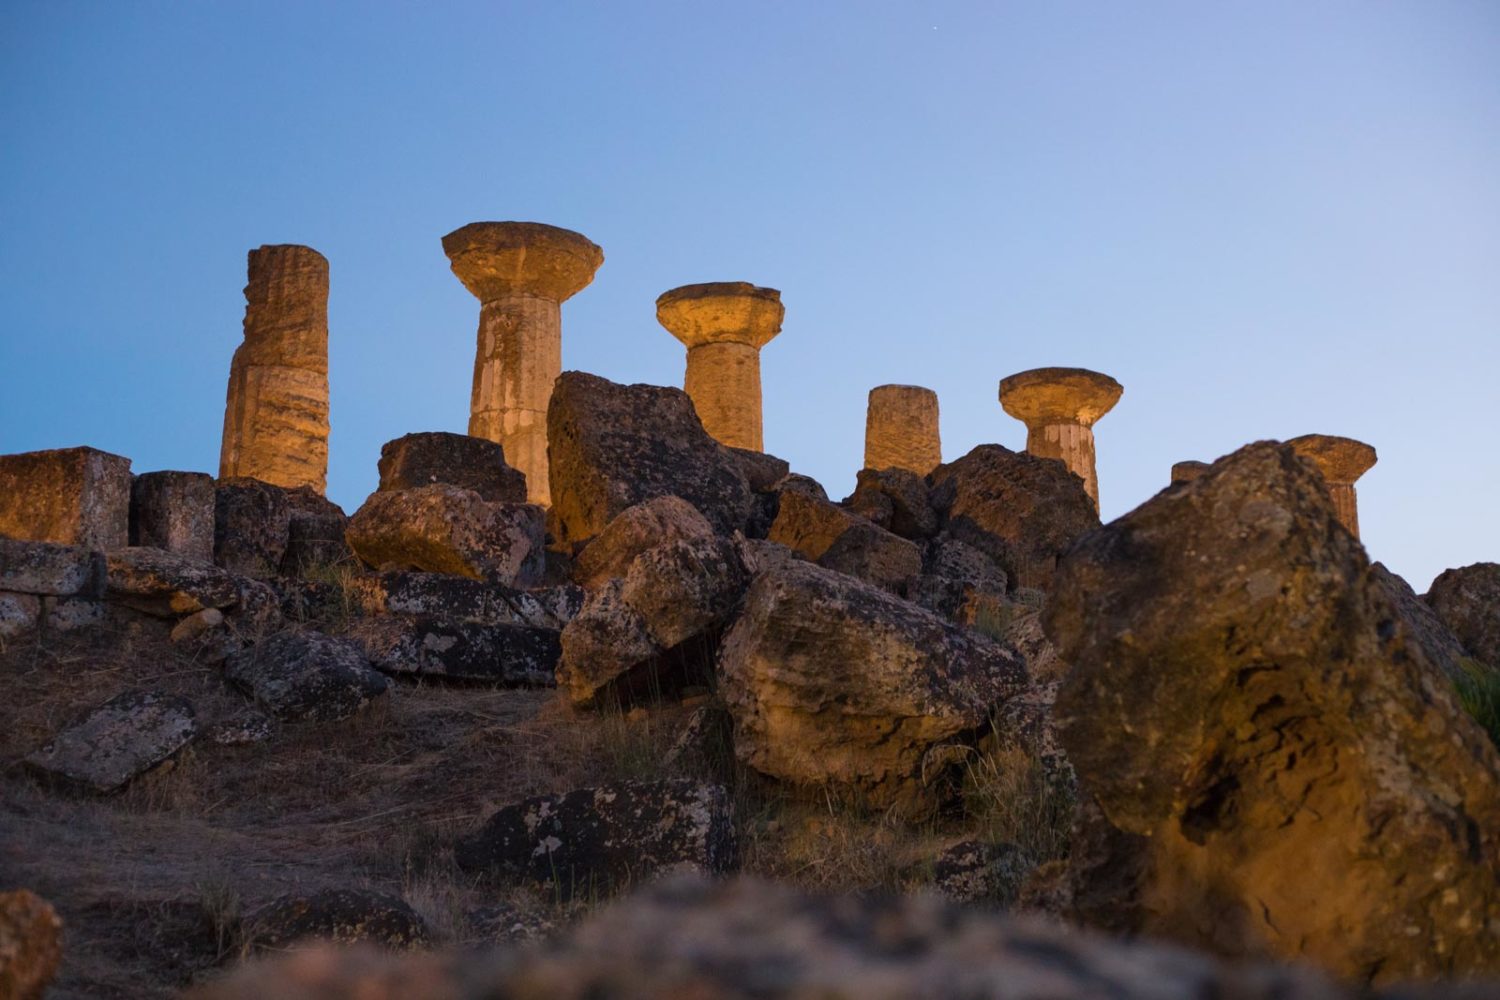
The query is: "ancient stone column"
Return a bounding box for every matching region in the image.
[218,245,330,494]
[1171,460,1209,484]
[443,222,604,507]
[999,367,1123,510]
[656,283,783,452]
[1287,434,1377,538]
[864,385,941,475]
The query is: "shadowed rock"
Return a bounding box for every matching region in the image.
[0,446,132,550]
[453,781,737,899]
[225,631,388,722]
[214,477,292,578]
[1170,459,1210,484]
[105,546,241,618]
[1044,440,1500,983]
[351,615,558,686]
[244,889,429,953]
[377,431,527,504]
[0,889,63,1000]
[346,485,544,586]
[130,471,216,561]
[768,489,921,594]
[0,538,104,597]
[1426,562,1500,668]
[24,689,197,795]
[572,496,715,590]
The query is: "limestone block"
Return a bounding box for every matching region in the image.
[0,537,104,596]
[865,385,941,475]
[0,446,132,550]
[219,244,330,494]
[377,431,527,503]
[130,471,215,561]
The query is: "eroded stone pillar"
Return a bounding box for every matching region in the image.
[864,385,941,475]
[1171,460,1209,485]
[656,283,783,452]
[219,245,330,493]
[999,367,1123,509]
[1287,434,1377,538]
[443,222,603,506]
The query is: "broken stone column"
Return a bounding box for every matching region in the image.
[1170,460,1209,485]
[998,367,1122,509]
[443,222,604,507]
[218,245,330,494]
[1287,434,1377,538]
[864,385,941,475]
[656,283,783,452]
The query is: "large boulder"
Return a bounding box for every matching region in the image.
[928,444,1098,591]
[844,466,939,540]
[214,477,292,577]
[377,431,528,504]
[1371,562,1481,683]
[1427,562,1500,668]
[0,445,132,550]
[105,546,241,618]
[130,470,216,561]
[190,875,1383,1000]
[718,559,1028,813]
[572,496,715,590]
[1043,441,1500,983]
[346,485,543,585]
[351,615,559,686]
[280,486,350,575]
[557,535,746,707]
[547,372,752,546]
[225,631,389,722]
[453,781,737,899]
[767,490,921,595]
[0,890,63,1000]
[24,689,197,794]
[909,534,1010,625]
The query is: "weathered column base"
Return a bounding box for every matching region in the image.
[1327,482,1360,539]
[469,408,548,507]
[470,295,561,506]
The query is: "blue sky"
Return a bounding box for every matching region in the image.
[1,2,1496,590]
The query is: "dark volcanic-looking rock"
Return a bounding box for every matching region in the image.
[191,875,1377,1000]
[909,534,1010,625]
[0,446,132,550]
[245,889,429,953]
[1044,441,1500,983]
[280,486,350,575]
[547,372,752,545]
[214,477,292,578]
[572,495,715,590]
[1427,562,1500,668]
[0,889,64,1000]
[346,485,543,585]
[225,631,388,722]
[718,559,1028,813]
[352,614,559,686]
[845,467,938,540]
[377,431,528,504]
[351,571,578,629]
[24,689,197,795]
[453,780,737,899]
[0,537,103,597]
[725,447,790,493]
[928,444,1098,591]
[105,547,241,618]
[130,471,216,562]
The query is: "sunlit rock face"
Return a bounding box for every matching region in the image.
[218,244,330,494]
[864,384,941,476]
[0,445,132,550]
[656,282,783,453]
[442,222,603,507]
[1044,440,1500,984]
[998,366,1122,510]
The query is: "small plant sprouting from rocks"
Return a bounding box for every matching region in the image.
[1454,657,1500,748]
[960,745,1075,869]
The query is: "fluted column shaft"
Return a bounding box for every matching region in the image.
[684,341,763,451]
[1025,422,1097,503]
[470,294,562,502]
[864,385,941,474]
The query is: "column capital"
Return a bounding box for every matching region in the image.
[656,282,784,350]
[1287,434,1377,483]
[999,367,1122,428]
[442,222,603,303]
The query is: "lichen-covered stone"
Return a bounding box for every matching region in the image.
[1045,441,1500,983]
[465,903,555,945]
[130,470,216,561]
[555,580,661,708]
[106,546,241,618]
[573,496,715,590]
[41,595,106,632]
[0,446,132,550]
[909,534,1009,625]
[0,537,105,596]
[204,707,275,746]
[1427,562,1500,668]
[245,888,429,953]
[351,614,559,686]
[0,889,63,1000]
[927,840,1027,905]
[377,431,528,503]
[346,485,543,585]
[724,447,790,492]
[547,372,752,546]
[928,444,1099,591]
[280,486,350,575]
[0,592,40,639]
[24,689,197,794]
[718,559,1028,814]
[453,780,737,899]
[224,631,388,722]
[1371,562,1481,683]
[844,466,938,540]
[768,490,920,594]
[219,244,330,493]
[214,477,292,578]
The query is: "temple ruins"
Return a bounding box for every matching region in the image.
[999,367,1122,509]
[864,385,941,475]
[1288,434,1378,538]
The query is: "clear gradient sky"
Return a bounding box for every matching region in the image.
[2,2,1496,590]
